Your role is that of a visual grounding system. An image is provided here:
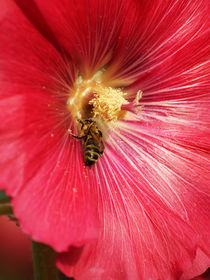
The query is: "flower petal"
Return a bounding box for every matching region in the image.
[57,88,210,279]
[14,0,61,49]
[56,23,210,277]
[0,0,99,251]
[1,0,209,278]
[103,0,209,87]
[56,148,203,279]
[57,120,210,278]
[34,0,139,79]
[181,249,210,280]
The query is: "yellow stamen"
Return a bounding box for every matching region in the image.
[89,85,129,122]
[67,71,141,127]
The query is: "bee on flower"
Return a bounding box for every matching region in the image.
[0,0,209,279]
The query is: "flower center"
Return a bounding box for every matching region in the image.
[67,71,130,125]
[89,85,129,122]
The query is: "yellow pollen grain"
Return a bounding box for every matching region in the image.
[67,72,133,123]
[89,85,129,122]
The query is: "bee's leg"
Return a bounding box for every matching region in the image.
[77,119,85,129]
[67,129,85,139]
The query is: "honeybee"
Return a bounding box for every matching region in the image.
[69,119,104,166]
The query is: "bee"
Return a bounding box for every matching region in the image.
[69,119,104,166]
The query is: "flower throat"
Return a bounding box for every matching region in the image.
[67,71,141,166]
[67,72,130,125]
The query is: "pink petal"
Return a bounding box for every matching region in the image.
[191,268,210,280]
[105,0,209,86]
[0,0,99,251]
[56,0,210,276]
[57,90,210,277]
[34,0,209,87]
[34,0,140,79]
[57,133,210,278]
[181,249,210,280]
[1,0,209,279]
[14,0,60,48]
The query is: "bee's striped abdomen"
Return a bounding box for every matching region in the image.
[69,119,104,166]
[84,136,101,166]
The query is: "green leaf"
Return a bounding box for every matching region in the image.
[0,204,13,215]
[0,190,10,203]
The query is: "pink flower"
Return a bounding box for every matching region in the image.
[0,0,210,279]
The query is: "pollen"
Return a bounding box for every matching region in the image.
[67,72,132,124]
[89,85,129,122]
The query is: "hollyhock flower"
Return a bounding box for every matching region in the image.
[0,0,210,279]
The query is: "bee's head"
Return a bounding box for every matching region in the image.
[84,119,93,125]
[78,119,93,130]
